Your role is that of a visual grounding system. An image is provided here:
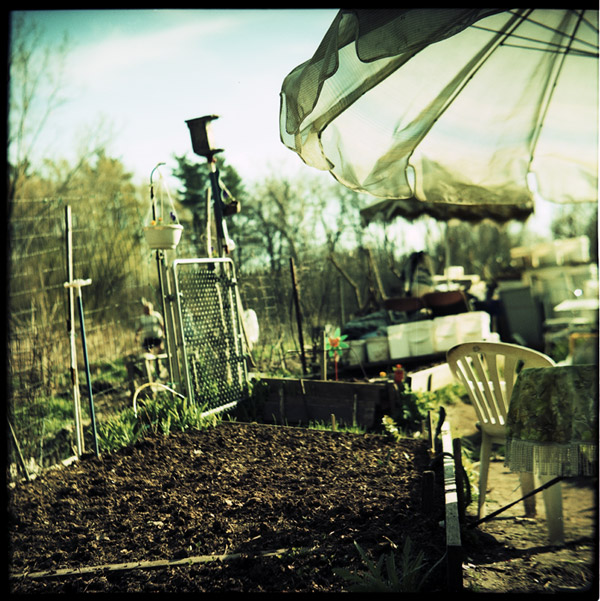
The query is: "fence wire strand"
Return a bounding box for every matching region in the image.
[8,197,358,476]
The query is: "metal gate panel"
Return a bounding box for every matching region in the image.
[172,258,248,413]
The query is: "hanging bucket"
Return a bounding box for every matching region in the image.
[144,224,184,249]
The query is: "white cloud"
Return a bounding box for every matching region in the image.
[65,15,239,88]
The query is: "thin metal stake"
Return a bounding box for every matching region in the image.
[8,418,31,481]
[469,476,564,528]
[290,257,307,375]
[64,279,99,457]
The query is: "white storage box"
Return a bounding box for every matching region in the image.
[366,336,390,363]
[387,323,410,359]
[347,339,367,366]
[433,315,460,353]
[456,311,491,343]
[404,320,434,356]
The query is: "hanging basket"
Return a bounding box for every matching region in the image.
[144,224,184,250]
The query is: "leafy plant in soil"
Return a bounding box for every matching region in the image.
[334,537,444,592]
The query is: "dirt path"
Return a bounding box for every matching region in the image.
[444,399,598,594]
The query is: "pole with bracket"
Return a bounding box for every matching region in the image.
[63,278,99,457]
[64,206,85,455]
[185,115,229,258]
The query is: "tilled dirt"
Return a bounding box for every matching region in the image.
[7,422,447,593]
[7,401,598,594]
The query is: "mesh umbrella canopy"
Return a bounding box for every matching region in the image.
[280,9,598,223]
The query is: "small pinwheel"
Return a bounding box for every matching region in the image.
[326,328,349,380]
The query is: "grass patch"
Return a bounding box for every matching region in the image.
[98,391,220,453]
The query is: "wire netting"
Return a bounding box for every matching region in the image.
[8,197,158,472]
[173,259,248,412]
[7,197,358,475]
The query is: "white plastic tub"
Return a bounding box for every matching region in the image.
[347,339,367,366]
[387,323,410,359]
[404,320,434,356]
[456,311,491,343]
[366,336,390,363]
[433,315,460,353]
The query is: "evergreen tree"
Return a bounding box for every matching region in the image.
[172,154,245,255]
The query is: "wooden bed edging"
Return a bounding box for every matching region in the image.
[259,377,387,429]
[440,419,463,592]
[258,367,455,430]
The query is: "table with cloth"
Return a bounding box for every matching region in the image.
[505,364,598,477]
[505,364,598,543]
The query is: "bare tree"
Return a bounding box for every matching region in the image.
[8,14,70,204]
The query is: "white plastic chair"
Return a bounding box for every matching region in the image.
[447,341,564,542]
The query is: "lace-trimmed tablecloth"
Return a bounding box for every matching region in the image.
[505,364,598,477]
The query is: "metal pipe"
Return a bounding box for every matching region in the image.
[66,279,99,457]
[64,206,84,455]
[468,476,564,528]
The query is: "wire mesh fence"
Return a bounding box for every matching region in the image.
[8,197,157,473]
[8,196,363,476]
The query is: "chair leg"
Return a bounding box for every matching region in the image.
[478,433,492,519]
[539,474,564,544]
[518,472,536,517]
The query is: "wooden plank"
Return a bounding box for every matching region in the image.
[262,378,386,403]
[441,419,463,591]
[408,362,454,392]
[261,378,385,428]
[262,397,377,428]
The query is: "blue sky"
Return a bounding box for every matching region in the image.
[11,8,576,243]
[12,9,339,186]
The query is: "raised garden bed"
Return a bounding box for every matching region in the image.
[8,421,451,593]
[257,366,455,431]
[257,377,391,429]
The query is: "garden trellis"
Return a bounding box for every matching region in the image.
[172,258,249,412]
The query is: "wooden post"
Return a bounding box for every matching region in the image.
[320,330,327,380]
[441,421,463,592]
[453,437,466,522]
[421,470,435,513]
[64,206,84,456]
[289,258,308,375]
[427,410,435,455]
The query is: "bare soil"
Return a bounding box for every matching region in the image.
[7,422,446,593]
[6,396,598,594]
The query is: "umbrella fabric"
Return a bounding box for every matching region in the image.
[280,9,598,220]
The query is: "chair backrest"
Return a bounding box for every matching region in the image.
[446,342,556,434]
